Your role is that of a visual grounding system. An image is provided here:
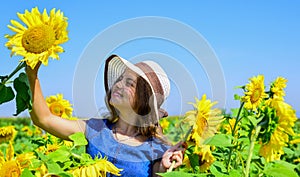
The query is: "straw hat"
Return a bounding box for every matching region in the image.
[104,54,170,120]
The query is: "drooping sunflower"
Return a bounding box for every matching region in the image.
[242,75,268,111]
[5,7,68,69]
[183,94,224,150]
[0,126,17,143]
[69,156,122,177]
[46,93,73,119]
[259,100,297,162]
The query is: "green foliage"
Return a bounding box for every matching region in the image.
[0,83,15,104]
[13,72,32,116]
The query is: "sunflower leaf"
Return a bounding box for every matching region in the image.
[69,132,88,147]
[20,168,35,177]
[263,160,298,177]
[203,134,234,147]
[0,83,15,104]
[13,72,32,116]
[48,146,71,163]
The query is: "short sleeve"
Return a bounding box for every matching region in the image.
[85,118,109,140]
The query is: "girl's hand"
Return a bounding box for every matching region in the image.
[25,62,41,79]
[161,141,185,171]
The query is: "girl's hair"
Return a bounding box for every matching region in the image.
[105,75,170,144]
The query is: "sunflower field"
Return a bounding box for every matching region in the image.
[1,7,300,177]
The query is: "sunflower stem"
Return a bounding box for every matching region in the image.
[1,61,26,84]
[227,102,245,171]
[71,152,83,161]
[244,125,261,177]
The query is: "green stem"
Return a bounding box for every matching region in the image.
[227,102,245,171]
[244,125,261,177]
[71,152,83,160]
[1,62,26,84]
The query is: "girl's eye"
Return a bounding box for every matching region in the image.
[126,80,135,87]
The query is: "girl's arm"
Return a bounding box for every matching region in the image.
[26,63,85,140]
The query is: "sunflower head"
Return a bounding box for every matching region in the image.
[0,126,17,143]
[5,7,69,69]
[241,75,268,111]
[195,145,215,172]
[259,95,297,162]
[69,156,122,177]
[159,118,170,131]
[46,93,73,119]
[0,160,21,177]
[183,94,224,147]
[270,77,287,100]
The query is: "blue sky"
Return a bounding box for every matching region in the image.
[0,1,299,118]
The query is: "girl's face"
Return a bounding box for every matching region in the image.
[109,69,138,112]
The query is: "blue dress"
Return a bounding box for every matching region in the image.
[85,118,170,177]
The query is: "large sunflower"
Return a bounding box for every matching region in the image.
[46,93,73,119]
[5,7,68,69]
[69,156,122,177]
[242,75,268,111]
[183,94,224,149]
[259,100,297,162]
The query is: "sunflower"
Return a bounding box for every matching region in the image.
[242,75,268,111]
[69,156,122,177]
[5,7,68,69]
[15,152,35,169]
[270,77,287,100]
[21,126,33,136]
[220,118,237,135]
[159,118,170,130]
[259,100,297,162]
[196,145,215,172]
[0,126,17,143]
[46,93,73,119]
[183,94,224,150]
[0,160,21,177]
[0,141,35,176]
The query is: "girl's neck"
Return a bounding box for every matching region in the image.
[114,118,138,136]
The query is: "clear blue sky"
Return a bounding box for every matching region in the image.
[0,1,299,118]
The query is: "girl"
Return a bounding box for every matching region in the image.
[26,54,183,177]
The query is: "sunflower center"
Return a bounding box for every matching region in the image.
[22,25,56,54]
[49,103,64,117]
[251,89,262,103]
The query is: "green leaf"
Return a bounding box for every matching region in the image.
[228,169,242,177]
[20,168,35,177]
[13,72,31,116]
[46,160,63,174]
[69,132,88,147]
[210,164,229,177]
[56,172,73,177]
[203,134,234,147]
[0,83,15,104]
[48,146,71,163]
[157,171,206,177]
[264,160,298,177]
